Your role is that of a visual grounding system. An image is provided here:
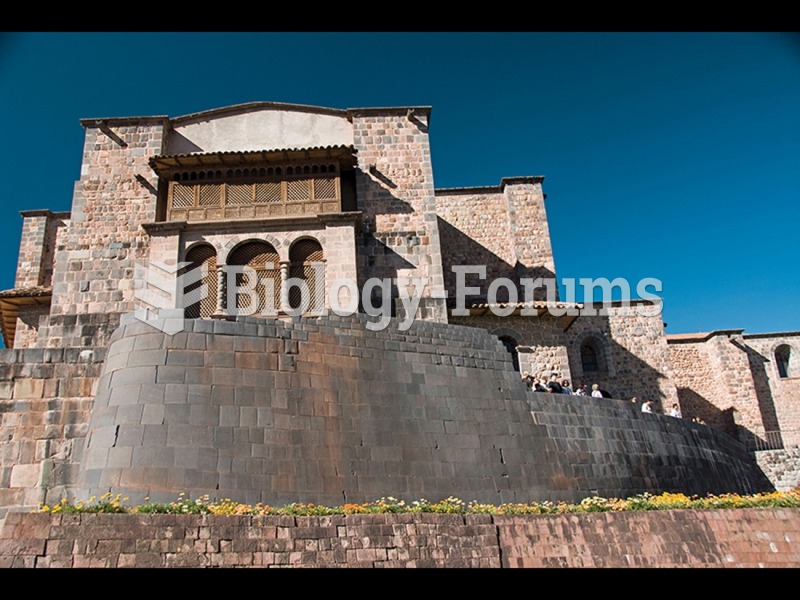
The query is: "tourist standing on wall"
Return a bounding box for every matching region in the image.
[522,371,534,390]
[547,374,564,394]
[668,403,682,418]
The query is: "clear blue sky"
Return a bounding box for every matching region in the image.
[0,32,798,335]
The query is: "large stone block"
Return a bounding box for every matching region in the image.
[9,464,41,488]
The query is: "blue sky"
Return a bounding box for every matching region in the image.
[0,32,798,335]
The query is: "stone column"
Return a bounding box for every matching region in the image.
[213,266,226,317]
[279,261,290,314]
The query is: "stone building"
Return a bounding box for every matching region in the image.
[0,102,795,512]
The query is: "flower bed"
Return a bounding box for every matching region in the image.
[38,489,800,516]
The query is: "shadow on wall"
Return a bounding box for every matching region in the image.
[567,325,673,409]
[355,167,417,315]
[437,217,555,304]
[675,387,737,436]
[165,131,204,154]
[740,340,783,448]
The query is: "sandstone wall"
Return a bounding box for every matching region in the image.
[668,332,800,448]
[351,109,447,322]
[435,179,555,303]
[15,211,70,289]
[49,120,166,321]
[449,313,571,382]
[743,333,800,447]
[2,508,798,568]
[566,306,678,407]
[13,305,50,349]
[0,347,106,516]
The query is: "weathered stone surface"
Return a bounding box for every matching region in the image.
[1,509,798,568]
[72,316,770,507]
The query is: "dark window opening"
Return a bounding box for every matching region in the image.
[499,336,520,372]
[776,345,791,378]
[580,337,606,373]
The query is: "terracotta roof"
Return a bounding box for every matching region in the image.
[665,332,711,340]
[466,300,583,310]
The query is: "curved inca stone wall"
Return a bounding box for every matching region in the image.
[76,314,771,505]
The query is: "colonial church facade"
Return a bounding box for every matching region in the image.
[0,103,796,509]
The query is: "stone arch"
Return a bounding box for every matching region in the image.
[220,233,285,264]
[285,231,328,251]
[183,239,223,261]
[226,240,282,316]
[573,331,614,377]
[490,326,524,346]
[182,243,218,319]
[288,236,325,313]
[773,343,793,379]
[492,327,522,373]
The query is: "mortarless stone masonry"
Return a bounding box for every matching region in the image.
[2,508,799,568]
[0,101,797,520]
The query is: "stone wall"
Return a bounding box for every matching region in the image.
[49,119,166,322]
[0,347,106,517]
[527,391,769,498]
[351,109,447,323]
[13,305,50,349]
[74,314,768,509]
[449,313,572,382]
[668,331,800,448]
[755,447,800,492]
[34,313,122,350]
[566,305,678,407]
[2,508,798,568]
[742,333,800,447]
[435,188,516,301]
[15,211,70,289]
[435,179,556,303]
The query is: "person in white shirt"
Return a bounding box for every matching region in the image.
[591,384,603,398]
[641,400,654,414]
[668,403,682,418]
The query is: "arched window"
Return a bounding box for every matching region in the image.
[227,241,281,316]
[580,336,606,373]
[499,335,520,372]
[183,244,217,319]
[775,345,791,378]
[288,238,324,313]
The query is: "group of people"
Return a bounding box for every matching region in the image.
[522,372,571,394]
[631,397,705,423]
[522,372,708,425]
[521,373,609,397]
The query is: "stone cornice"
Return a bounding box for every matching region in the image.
[142,212,363,235]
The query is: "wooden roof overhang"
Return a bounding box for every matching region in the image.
[149,145,358,177]
[0,287,52,348]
